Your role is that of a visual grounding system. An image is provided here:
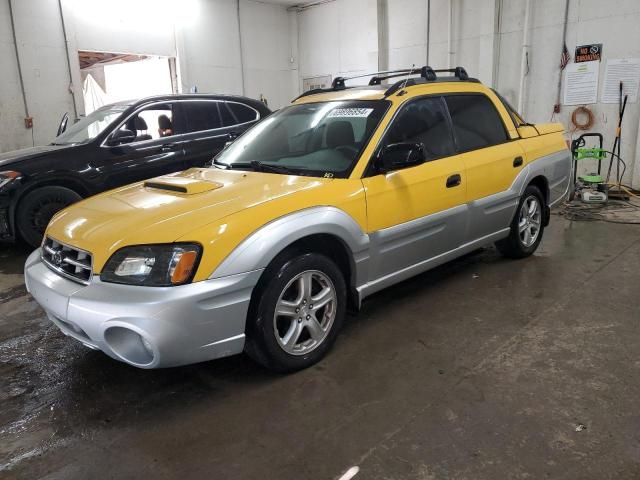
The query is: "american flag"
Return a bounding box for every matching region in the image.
[560,43,570,70]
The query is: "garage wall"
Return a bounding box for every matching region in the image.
[0,0,75,152]
[387,0,498,86]
[240,0,297,110]
[296,0,378,88]
[0,0,295,153]
[293,0,640,187]
[495,0,640,187]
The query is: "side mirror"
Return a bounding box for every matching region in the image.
[56,113,69,137]
[107,129,136,146]
[378,142,425,172]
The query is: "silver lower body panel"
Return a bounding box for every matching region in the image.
[25,250,261,368]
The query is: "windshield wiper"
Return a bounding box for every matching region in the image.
[213,160,298,175]
[212,158,230,169]
[250,161,296,174]
[219,161,296,174]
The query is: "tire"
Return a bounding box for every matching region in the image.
[245,252,346,373]
[495,185,545,259]
[16,186,82,248]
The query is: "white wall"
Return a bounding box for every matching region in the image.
[496,0,640,186]
[175,0,242,96]
[240,0,297,109]
[0,0,295,153]
[297,0,378,87]
[0,0,76,151]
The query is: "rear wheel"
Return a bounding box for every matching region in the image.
[16,186,82,247]
[495,185,545,258]
[245,252,346,372]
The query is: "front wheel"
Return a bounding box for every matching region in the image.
[495,185,545,258]
[16,186,82,247]
[245,252,346,372]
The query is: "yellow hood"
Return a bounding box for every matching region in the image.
[46,168,333,271]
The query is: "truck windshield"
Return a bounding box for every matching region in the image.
[214,100,390,177]
[53,104,129,145]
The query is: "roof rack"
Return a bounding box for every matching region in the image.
[383,66,479,97]
[331,68,419,89]
[291,66,476,102]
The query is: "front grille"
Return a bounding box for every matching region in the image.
[41,237,93,285]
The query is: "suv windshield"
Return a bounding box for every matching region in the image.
[53,104,129,145]
[214,100,389,177]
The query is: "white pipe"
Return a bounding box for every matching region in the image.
[517,0,532,115]
[426,0,431,66]
[632,116,640,188]
[57,0,78,119]
[237,0,246,95]
[447,0,453,68]
[377,0,389,72]
[491,0,502,89]
[8,0,29,119]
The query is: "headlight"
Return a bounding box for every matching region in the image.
[0,171,21,189]
[101,243,202,286]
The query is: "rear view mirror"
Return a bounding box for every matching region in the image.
[108,129,136,146]
[378,142,425,172]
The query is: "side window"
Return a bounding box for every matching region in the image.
[225,102,258,125]
[181,101,223,133]
[114,104,174,143]
[384,97,455,161]
[445,95,508,152]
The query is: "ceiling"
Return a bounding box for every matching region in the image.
[78,51,150,70]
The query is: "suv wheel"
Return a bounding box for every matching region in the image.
[245,252,346,372]
[495,185,545,258]
[17,186,82,248]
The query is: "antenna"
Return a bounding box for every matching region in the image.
[398,64,416,92]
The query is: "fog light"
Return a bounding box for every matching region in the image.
[104,327,155,366]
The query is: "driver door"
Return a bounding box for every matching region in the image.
[362,96,467,281]
[96,102,187,190]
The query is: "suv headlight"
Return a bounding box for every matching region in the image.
[101,243,202,286]
[0,171,22,190]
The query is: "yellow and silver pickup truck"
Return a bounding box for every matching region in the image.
[25,66,570,372]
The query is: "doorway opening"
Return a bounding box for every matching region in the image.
[78,50,178,115]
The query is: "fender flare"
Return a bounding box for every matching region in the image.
[210,206,370,283]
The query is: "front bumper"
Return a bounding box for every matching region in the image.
[24,249,262,368]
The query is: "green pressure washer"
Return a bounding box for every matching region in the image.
[571,133,608,203]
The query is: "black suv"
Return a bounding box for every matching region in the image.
[0,94,270,247]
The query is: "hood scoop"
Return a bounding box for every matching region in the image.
[143,176,223,195]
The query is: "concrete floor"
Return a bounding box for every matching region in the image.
[1,217,640,479]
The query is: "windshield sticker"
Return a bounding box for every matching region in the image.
[327,108,374,118]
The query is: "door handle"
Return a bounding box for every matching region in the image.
[160,143,177,152]
[446,174,462,188]
[513,156,524,167]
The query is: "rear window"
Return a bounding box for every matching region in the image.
[182,101,223,132]
[445,95,508,152]
[227,103,258,124]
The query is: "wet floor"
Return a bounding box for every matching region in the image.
[1,218,640,479]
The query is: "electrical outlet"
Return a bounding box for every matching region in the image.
[24,117,33,129]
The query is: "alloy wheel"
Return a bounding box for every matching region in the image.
[273,270,337,356]
[518,195,542,247]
